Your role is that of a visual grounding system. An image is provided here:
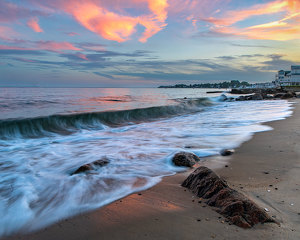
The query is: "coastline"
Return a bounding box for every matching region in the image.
[3,100,300,240]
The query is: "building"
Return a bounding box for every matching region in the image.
[275,66,300,87]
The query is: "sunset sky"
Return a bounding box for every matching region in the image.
[0,0,300,87]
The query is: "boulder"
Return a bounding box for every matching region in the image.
[182,167,275,228]
[220,149,235,156]
[274,93,285,98]
[281,91,295,99]
[235,96,246,101]
[71,158,109,175]
[172,152,200,167]
[251,93,263,100]
[219,94,228,102]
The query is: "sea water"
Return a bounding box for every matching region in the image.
[0,88,292,236]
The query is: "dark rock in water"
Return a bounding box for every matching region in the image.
[274,93,285,98]
[251,93,263,100]
[264,94,274,99]
[71,158,109,175]
[219,94,228,102]
[182,167,275,228]
[172,152,200,167]
[207,91,224,94]
[281,91,295,99]
[220,149,234,156]
[235,96,246,101]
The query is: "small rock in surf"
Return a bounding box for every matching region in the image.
[172,152,200,167]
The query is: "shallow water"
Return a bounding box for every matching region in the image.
[0,88,293,236]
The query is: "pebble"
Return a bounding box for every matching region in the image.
[267,189,271,192]
[264,208,269,212]
[263,171,269,174]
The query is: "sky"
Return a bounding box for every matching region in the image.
[0,0,300,87]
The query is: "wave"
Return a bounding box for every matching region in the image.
[0,98,213,139]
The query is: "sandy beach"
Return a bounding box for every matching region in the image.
[3,99,300,240]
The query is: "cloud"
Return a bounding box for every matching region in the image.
[30,0,168,42]
[64,32,79,36]
[93,71,115,79]
[27,17,43,32]
[0,26,17,40]
[36,41,81,52]
[192,0,300,41]
[0,1,46,23]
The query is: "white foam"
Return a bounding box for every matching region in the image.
[0,99,293,236]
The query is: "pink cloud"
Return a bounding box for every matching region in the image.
[36,41,81,52]
[194,0,300,41]
[0,26,19,41]
[0,45,30,50]
[27,17,43,33]
[65,32,79,36]
[0,40,81,53]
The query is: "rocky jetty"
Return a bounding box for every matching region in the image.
[230,88,298,101]
[172,152,200,167]
[71,158,109,175]
[182,166,275,228]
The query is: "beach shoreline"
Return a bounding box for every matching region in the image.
[3,99,300,240]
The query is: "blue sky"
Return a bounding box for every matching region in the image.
[0,0,299,87]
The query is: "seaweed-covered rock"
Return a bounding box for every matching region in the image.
[172,152,200,167]
[182,167,275,228]
[71,158,109,175]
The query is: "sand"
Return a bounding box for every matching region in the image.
[3,100,300,240]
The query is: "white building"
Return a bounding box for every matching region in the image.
[275,66,300,87]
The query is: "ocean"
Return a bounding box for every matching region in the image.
[0,87,292,236]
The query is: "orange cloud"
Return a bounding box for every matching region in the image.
[31,0,168,42]
[27,17,43,32]
[202,0,300,41]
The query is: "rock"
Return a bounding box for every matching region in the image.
[281,92,295,99]
[207,91,224,94]
[182,167,275,228]
[235,96,246,101]
[220,149,235,156]
[264,94,274,99]
[219,94,228,102]
[274,93,285,98]
[172,152,200,167]
[251,93,263,100]
[71,158,109,175]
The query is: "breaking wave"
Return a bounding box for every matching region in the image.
[0,98,213,139]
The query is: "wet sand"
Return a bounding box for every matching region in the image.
[3,100,300,240]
